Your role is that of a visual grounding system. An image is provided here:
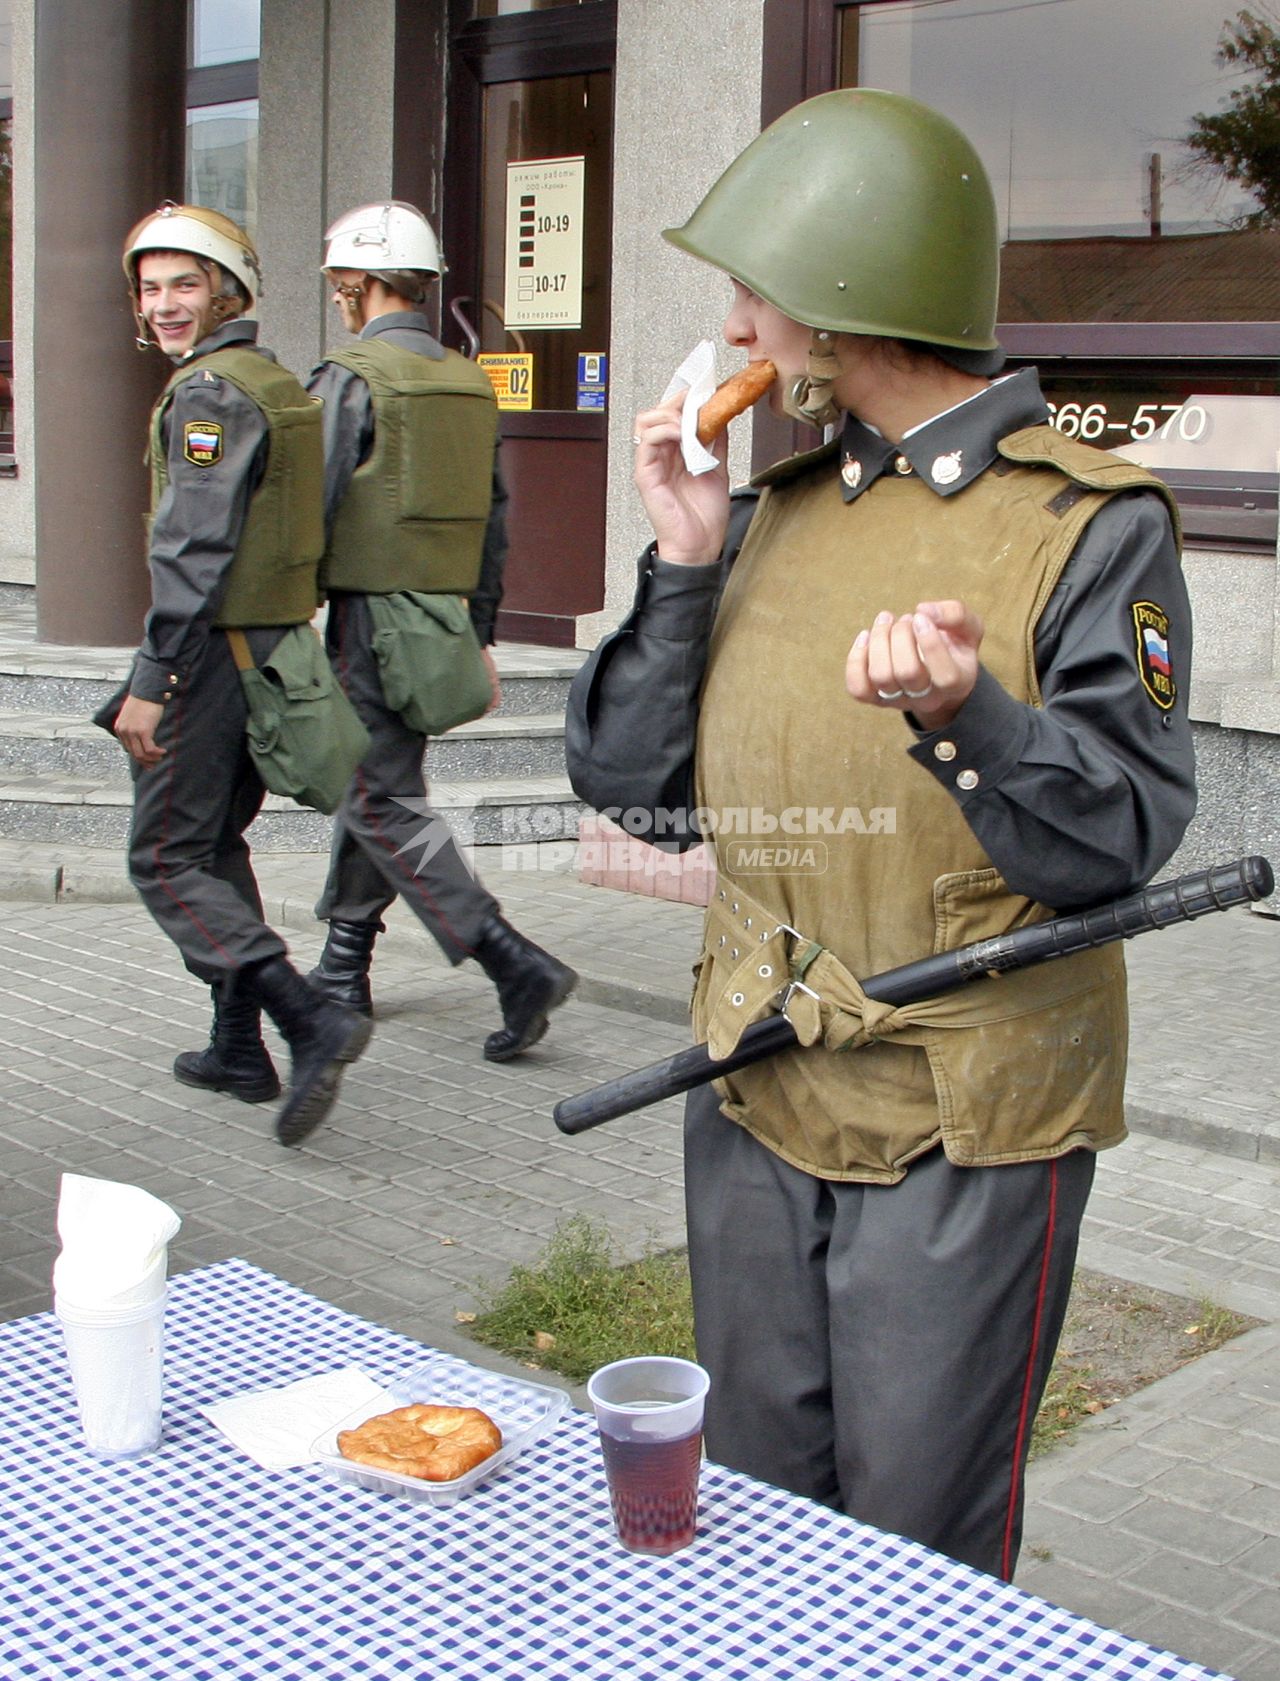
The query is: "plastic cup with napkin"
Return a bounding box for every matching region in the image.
[53,1173,181,1458]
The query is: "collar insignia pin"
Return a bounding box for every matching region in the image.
[931,450,963,486]
[841,456,863,490]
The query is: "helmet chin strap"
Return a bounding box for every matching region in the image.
[782,330,844,429]
[130,294,233,355]
[330,276,368,329]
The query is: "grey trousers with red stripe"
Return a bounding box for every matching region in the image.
[126,627,290,984]
[315,593,499,962]
[683,1083,1096,1579]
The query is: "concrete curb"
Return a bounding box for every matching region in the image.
[0,851,1270,1167]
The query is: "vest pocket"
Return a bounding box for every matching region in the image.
[926,966,1129,1164]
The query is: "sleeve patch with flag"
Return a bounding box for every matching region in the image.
[183,420,224,467]
[1131,600,1175,710]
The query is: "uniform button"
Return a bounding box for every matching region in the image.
[957,769,980,791]
[168,674,178,684]
[731,992,745,1007]
[934,740,957,762]
[894,455,913,475]
[162,691,173,701]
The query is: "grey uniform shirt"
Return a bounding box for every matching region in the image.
[566,367,1196,914]
[131,319,271,704]
[305,312,510,647]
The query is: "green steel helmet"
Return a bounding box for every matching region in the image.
[663,88,1001,362]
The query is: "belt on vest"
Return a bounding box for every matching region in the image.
[696,876,1123,1064]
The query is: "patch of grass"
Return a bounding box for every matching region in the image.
[1183,1295,1250,1353]
[468,1215,696,1385]
[1029,1356,1109,1460]
[467,1223,1257,1463]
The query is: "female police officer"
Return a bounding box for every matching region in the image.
[567,91,1195,1577]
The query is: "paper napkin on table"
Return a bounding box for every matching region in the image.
[662,339,722,476]
[203,1367,385,1471]
[53,1173,181,1310]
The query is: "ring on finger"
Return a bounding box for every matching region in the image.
[876,687,905,702]
[903,684,933,699]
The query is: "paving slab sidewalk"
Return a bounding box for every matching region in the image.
[0,862,1276,1678]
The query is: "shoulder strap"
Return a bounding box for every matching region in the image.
[998,422,1181,547]
[225,629,254,672]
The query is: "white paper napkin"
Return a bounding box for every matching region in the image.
[662,338,722,476]
[53,1173,181,1309]
[202,1367,386,1470]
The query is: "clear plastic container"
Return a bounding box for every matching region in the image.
[311,1355,570,1506]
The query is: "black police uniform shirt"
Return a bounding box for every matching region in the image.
[565,366,1196,916]
[130,318,273,706]
[305,311,509,648]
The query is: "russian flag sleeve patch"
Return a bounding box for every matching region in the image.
[183,420,224,468]
[1131,600,1176,710]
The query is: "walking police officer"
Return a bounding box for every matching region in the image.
[113,203,372,1145]
[304,201,576,1059]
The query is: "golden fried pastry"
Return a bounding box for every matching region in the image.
[696,359,776,445]
[338,1403,502,1482]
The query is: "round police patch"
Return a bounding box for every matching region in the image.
[1131,600,1175,710]
[183,420,224,468]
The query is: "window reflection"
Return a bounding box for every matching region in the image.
[472,1,593,15]
[842,0,1280,321]
[0,116,10,343]
[1,0,11,344]
[0,0,12,101]
[190,0,260,68]
[187,100,259,242]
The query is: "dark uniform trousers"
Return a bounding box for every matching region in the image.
[127,627,289,983]
[683,1083,1095,1579]
[316,592,499,962]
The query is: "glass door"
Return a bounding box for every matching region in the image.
[445,3,615,644]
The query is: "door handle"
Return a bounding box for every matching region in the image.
[449,298,481,359]
[449,298,530,359]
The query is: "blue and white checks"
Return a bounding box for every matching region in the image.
[0,1260,1232,1680]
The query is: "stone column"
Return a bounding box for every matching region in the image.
[31,0,186,645]
[581,0,763,649]
[256,0,446,376]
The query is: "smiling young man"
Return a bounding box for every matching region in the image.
[566,92,1196,1578]
[111,203,372,1146]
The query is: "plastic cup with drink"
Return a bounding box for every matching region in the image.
[587,1355,710,1556]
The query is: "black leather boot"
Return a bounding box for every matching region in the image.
[306,919,381,1016]
[173,981,281,1104]
[472,914,577,1062]
[245,955,374,1146]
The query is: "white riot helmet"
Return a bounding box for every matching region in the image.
[123,202,261,314]
[321,201,444,287]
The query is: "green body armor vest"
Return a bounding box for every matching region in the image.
[321,339,499,595]
[149,347,325,628]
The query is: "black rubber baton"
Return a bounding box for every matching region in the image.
[553,856,1274,1136]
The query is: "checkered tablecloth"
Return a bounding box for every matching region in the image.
[0,1259,1231,1681]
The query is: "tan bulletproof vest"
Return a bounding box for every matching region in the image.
[149,347,325,628]
[692,426,1178,1182]
[321,338,499,595]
